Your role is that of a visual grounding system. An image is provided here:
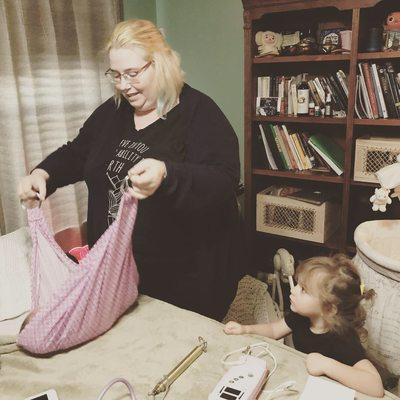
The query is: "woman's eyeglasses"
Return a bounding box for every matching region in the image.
[105,61,152,85]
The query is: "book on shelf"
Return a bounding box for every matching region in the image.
[357,62,400,119]
[277,125,296,169]
[255,124,342,174]
[358,63,373,119]
[336,70,349,97]
[308,134,344,176]
[258,124,278,169]
[282,125,302,169]
[385,62,400,118]
[361,63,379,119]
[378,64,398,118]
[256,70,348,117]
[269,124,288,170]
[371,63,388,118]
[253,128,270,168]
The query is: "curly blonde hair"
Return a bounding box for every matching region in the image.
[296,254,374,338]
[105,19,185,117]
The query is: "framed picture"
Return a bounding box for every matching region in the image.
[257,97,279,116]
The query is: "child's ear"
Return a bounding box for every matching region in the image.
[324,303,337,316]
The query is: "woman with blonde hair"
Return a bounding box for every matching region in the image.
[18,19,244,320]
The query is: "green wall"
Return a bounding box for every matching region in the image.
[123,0,156,22]
[123,0,244,177]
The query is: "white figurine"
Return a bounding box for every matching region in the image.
[255,30,283,56]
[370,187,392,212]
[272,248,295,312]
[371,154,400,210]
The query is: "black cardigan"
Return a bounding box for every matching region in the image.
[37,84,245,320]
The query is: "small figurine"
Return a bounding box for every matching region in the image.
[319,28,341,53]
[384,12,400,31]
[297,29,318,55]
[320,36,340,54]
[255,30,283,56]
[280,31,300,56]
[369,187,392,212]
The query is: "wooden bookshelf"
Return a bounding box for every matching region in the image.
[242,0,400,267]
[254,53,350,63]
[353,118,400,126]
[256,231,342,251]
[253,168,344,183]
[350,179,379,187]
[254,115,347,124]
[357,51,400,60]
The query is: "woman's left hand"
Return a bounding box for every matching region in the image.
[306,353,331,376]
[127,158,167,199]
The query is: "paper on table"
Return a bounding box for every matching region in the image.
[299,375,355,400]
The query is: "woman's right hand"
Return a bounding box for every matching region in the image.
[18,169,49,208]
[224,321,245,335]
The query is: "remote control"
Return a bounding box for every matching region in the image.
[208,355,269,400]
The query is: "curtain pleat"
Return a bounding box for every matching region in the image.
[0,0,119,235]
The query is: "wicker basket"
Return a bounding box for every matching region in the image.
[256,186,341,243]
[354,137,400,183]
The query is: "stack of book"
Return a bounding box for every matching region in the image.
[256,70,348,117]
[255,124,345,175]
[356,61,400,119]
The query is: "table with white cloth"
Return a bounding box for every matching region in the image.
[0,295,397,400]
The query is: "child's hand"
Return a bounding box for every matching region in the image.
[306,353,332,376]
[224,321,245,335]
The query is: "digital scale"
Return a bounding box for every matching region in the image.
[208,355,269,400]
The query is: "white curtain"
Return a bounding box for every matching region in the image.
[0,0,120,235]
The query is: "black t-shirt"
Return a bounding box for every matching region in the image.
[284,310,366,366]
[36,84,245,320]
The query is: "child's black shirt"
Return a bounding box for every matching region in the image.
[285,310,366,366]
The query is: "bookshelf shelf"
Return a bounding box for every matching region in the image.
[253,168,343,183]
[357,51,400,60]
[256,231,342,251]
[254,115,347,124]
[243,0,400,266]
[353,118,400,126]
[253,54,350,64]
[350,179,379,187]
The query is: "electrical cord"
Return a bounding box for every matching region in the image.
[95,377,170,400]
[261,380,297,399]
[221,342,277,379]
[95,378,137,400]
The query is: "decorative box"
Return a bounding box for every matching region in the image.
[256,186,341,243]
[354,137,400,183]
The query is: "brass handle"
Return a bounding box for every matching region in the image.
[148,337,207,396]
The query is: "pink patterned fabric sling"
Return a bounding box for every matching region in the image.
[17,192,139,354]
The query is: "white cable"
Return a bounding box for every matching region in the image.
[96,378,137,400]
[261,380,297,400]
[221,342,277,380]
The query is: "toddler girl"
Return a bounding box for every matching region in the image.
[224,254,384,397]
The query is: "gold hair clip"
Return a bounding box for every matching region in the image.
[360,283,365,295]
